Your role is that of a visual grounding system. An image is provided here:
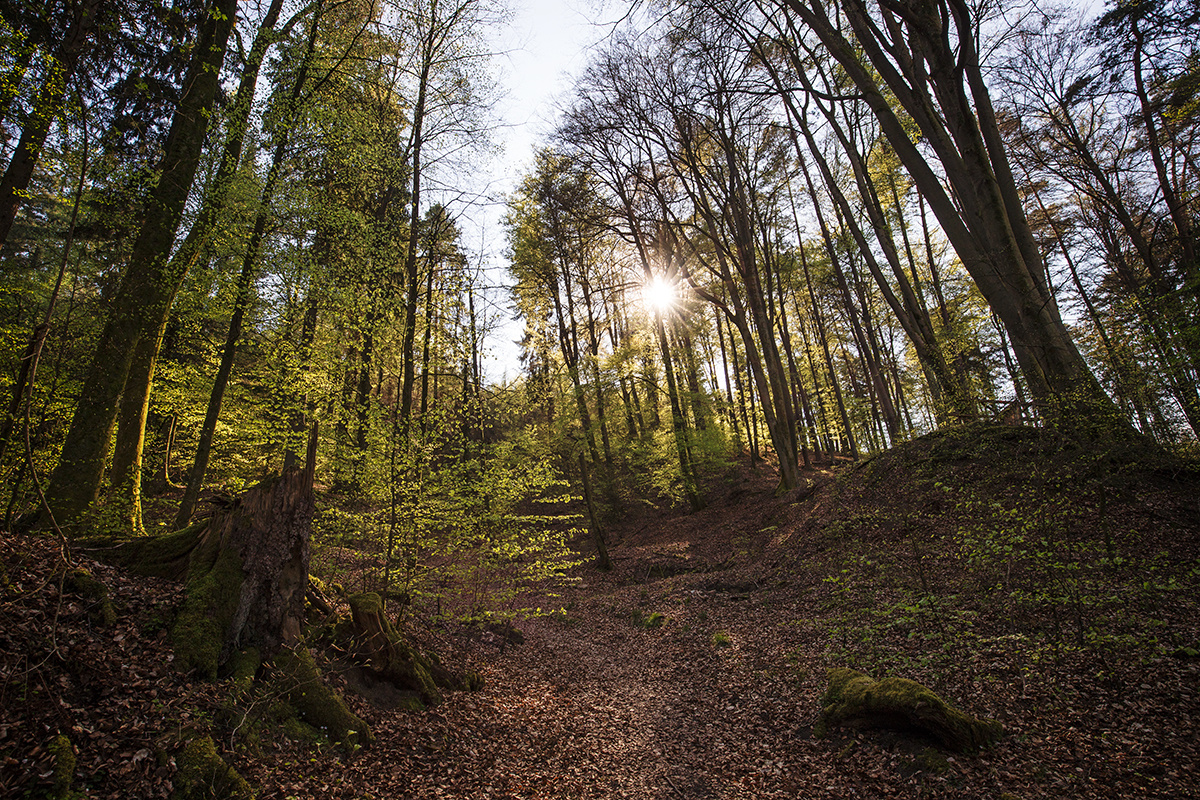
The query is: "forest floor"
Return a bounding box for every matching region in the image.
[3,424,1200,798]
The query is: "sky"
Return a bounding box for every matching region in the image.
[455,0,625,383]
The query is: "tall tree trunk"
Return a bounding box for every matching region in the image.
[0,0,100,252]
[399,13,436,426]
[43,0,238,528]
[714,310,744,452]
[549,273,601,473]
[107,0,289,531]
[418,246,438,430]
[1129,16,1197,297]
[799,239,857,457]
[580,274,616,482]
[175,134,294,528]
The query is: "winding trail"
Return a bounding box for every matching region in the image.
[333,549,852,800]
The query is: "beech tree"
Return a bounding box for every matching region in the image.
[43,0,239,528]
[766,0,1131,437]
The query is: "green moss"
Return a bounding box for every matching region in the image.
[171,736,254,800]
[820,668,1002,753]
[274,647,372,747]
[387,637,442,705]
[1172,644,1200,659]
[94,520,210,580]
[227,647,260,699]
[171,548,244,680]
[267,702,325,746]
[48,734,75,800]
[631,610,665,629]
[396,695,426,713]
[64,568,116,627]
[348,592,443,706]
[349,591,382,615]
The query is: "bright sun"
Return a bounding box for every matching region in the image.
[643,275,677,314]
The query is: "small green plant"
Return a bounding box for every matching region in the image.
[711,631,732,648]
[545,609,581,628]
[631,610,665,629]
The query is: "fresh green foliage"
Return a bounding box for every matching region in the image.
[311,427,585,625]
[631,609,666,629]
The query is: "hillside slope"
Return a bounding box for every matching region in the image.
[3,424,1198,798]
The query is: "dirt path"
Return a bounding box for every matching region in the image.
[244,455,1200,800]
[299,552,867,800]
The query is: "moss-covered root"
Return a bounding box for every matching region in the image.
[818,667,1002,753]
[171,736,254,800]
[64,568,116,627]
[170,546,243,680]
[47,734,75,800]
[274,646,373,747]
[228,646,261,699]
[348,592,443,705]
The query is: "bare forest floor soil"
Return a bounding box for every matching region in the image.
[4,424,1200,798]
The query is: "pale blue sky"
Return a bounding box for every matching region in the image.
[467,0,622,381]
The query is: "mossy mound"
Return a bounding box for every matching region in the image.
[817,667,1002,753]
[273,646,372,747]
[848,422,1186,500]
[171,735,254,800]
[47,734,75,800]
[64,568,116,627]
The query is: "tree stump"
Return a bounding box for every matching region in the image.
[347,592,463,706]
[98,465,314,679]
[817,667,1002,753]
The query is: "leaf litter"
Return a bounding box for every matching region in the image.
[3,428,1200,798]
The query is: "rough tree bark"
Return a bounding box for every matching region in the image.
[43,0,238,528]
[101,458,316,680]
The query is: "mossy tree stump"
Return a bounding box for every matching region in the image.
[818,667,1002,753]
[98,466,315,679]
[348,592,462,706]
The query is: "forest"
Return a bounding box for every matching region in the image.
[1,0,1199,797]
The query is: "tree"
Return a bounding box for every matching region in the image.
[771,0,1133,437]
[394,0,500,427]
[174,2,330,529]
[110,0,300,533]
[0,0,102,252]
[42,0,239,528]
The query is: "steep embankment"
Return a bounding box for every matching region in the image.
[3,424,1199,798]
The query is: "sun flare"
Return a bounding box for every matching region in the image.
[643,275,677,315]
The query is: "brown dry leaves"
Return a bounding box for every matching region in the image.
[4,443,1200,799]
[0,533,228,799]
